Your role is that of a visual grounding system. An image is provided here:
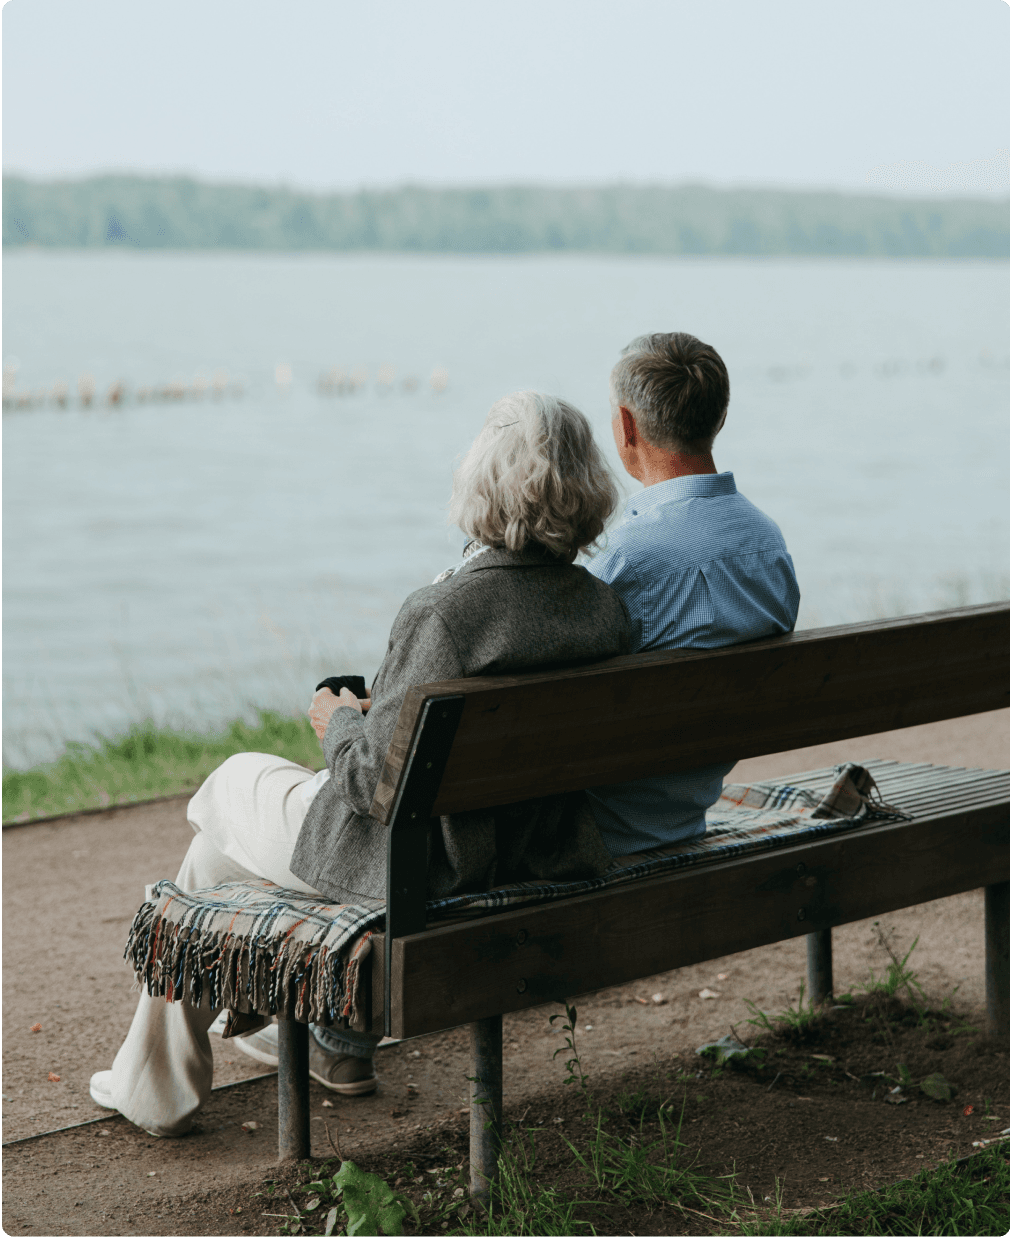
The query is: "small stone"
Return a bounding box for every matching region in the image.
[30,1023,42,1033]
[47,1072,61,1082]
[321,1099,334,1107]
[651,993,667,1005]
[241,1120,259,1132]
[698,988,720,1000]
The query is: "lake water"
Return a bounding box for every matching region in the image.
[3,251,1008,768]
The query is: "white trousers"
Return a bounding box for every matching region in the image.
[108,753,324,1136]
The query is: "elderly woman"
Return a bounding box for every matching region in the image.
[90,391,631,1137]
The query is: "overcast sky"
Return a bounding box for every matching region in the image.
[2,0,1008,196]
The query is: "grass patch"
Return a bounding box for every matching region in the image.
[732,1145,1010,1235]
[243,986,1010,1236]
[258,1134,1010,1237]
[2,711,322,823]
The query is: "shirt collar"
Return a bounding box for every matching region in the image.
[626,471,737,517]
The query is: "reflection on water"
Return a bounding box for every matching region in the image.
[3,251,1008,767]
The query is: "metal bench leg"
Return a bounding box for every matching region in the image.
[985,882,1010,1039]
[277,1018,311,1161]
[806,929,833,1006]
[469,1015,503,1208]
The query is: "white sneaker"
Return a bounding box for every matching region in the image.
[233,1023,280,1067]
[223,1017,399,1066]
[89,1070,117,1110]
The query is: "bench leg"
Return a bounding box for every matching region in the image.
[277,1018,311,1162]
[806,929,833,1006]
[469,1015,503,1208]
[985,882,1010,1040]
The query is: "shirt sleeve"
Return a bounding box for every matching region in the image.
[320,602,464,818]
[585,546,646,653]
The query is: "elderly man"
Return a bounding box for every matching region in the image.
[584,331,800,856]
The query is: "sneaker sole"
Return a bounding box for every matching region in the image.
[233,1036,280,1068]
[308,1068,378,1096]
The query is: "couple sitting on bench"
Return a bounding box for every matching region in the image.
[91,330,800,1138]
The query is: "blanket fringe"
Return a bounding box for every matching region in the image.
[124,901,373,1025]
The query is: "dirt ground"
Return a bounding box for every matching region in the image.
[3,709,1008,1236]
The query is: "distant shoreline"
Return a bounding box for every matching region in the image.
[5,174,1009,257]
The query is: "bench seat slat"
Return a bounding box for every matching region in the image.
[876,783,1010,812]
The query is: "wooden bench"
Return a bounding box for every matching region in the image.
[260,601,1010,1195]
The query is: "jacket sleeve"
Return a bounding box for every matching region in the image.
[319,601,464,819]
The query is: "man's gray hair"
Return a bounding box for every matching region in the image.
[611,332,730,453]
[449,391,618,562]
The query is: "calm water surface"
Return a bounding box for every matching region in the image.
[3,251,1008,766]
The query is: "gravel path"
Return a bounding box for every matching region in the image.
[3,709,1007,1234]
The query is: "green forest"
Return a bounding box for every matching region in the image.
[4,174,1009,257]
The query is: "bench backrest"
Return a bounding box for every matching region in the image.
[372,601,1010,823]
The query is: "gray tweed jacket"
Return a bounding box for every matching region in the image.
[290,546,631,905]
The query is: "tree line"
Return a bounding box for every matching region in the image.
[4,174,1009,257]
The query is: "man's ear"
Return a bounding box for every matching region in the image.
[619,405,638,448]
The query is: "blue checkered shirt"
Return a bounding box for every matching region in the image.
[585,471,800,855]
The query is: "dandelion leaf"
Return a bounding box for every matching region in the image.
[333,1161,417,1236]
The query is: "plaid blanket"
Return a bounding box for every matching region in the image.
[126,762,906,1024]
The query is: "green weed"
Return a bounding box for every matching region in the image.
[461,1129,593,1236]
[744,981,822,1041]
[549,1003,592,1108]
[858,928,929,1017]
[290,1157,424,1236]
[569,1102,736,1214]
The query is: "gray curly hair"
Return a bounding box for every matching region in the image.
[449,391,618,563]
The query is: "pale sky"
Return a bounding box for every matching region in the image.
[2,0,1008,196]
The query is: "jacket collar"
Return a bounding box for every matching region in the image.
[461,544,568,573]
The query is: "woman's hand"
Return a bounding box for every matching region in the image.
[309,686,369,741]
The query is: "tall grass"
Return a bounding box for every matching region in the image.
[2,710,322,824]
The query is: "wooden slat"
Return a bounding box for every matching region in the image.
[384,800,1010,1038]
[369,603,1010,822]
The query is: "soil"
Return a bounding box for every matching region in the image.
[3,709,1008,1236]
